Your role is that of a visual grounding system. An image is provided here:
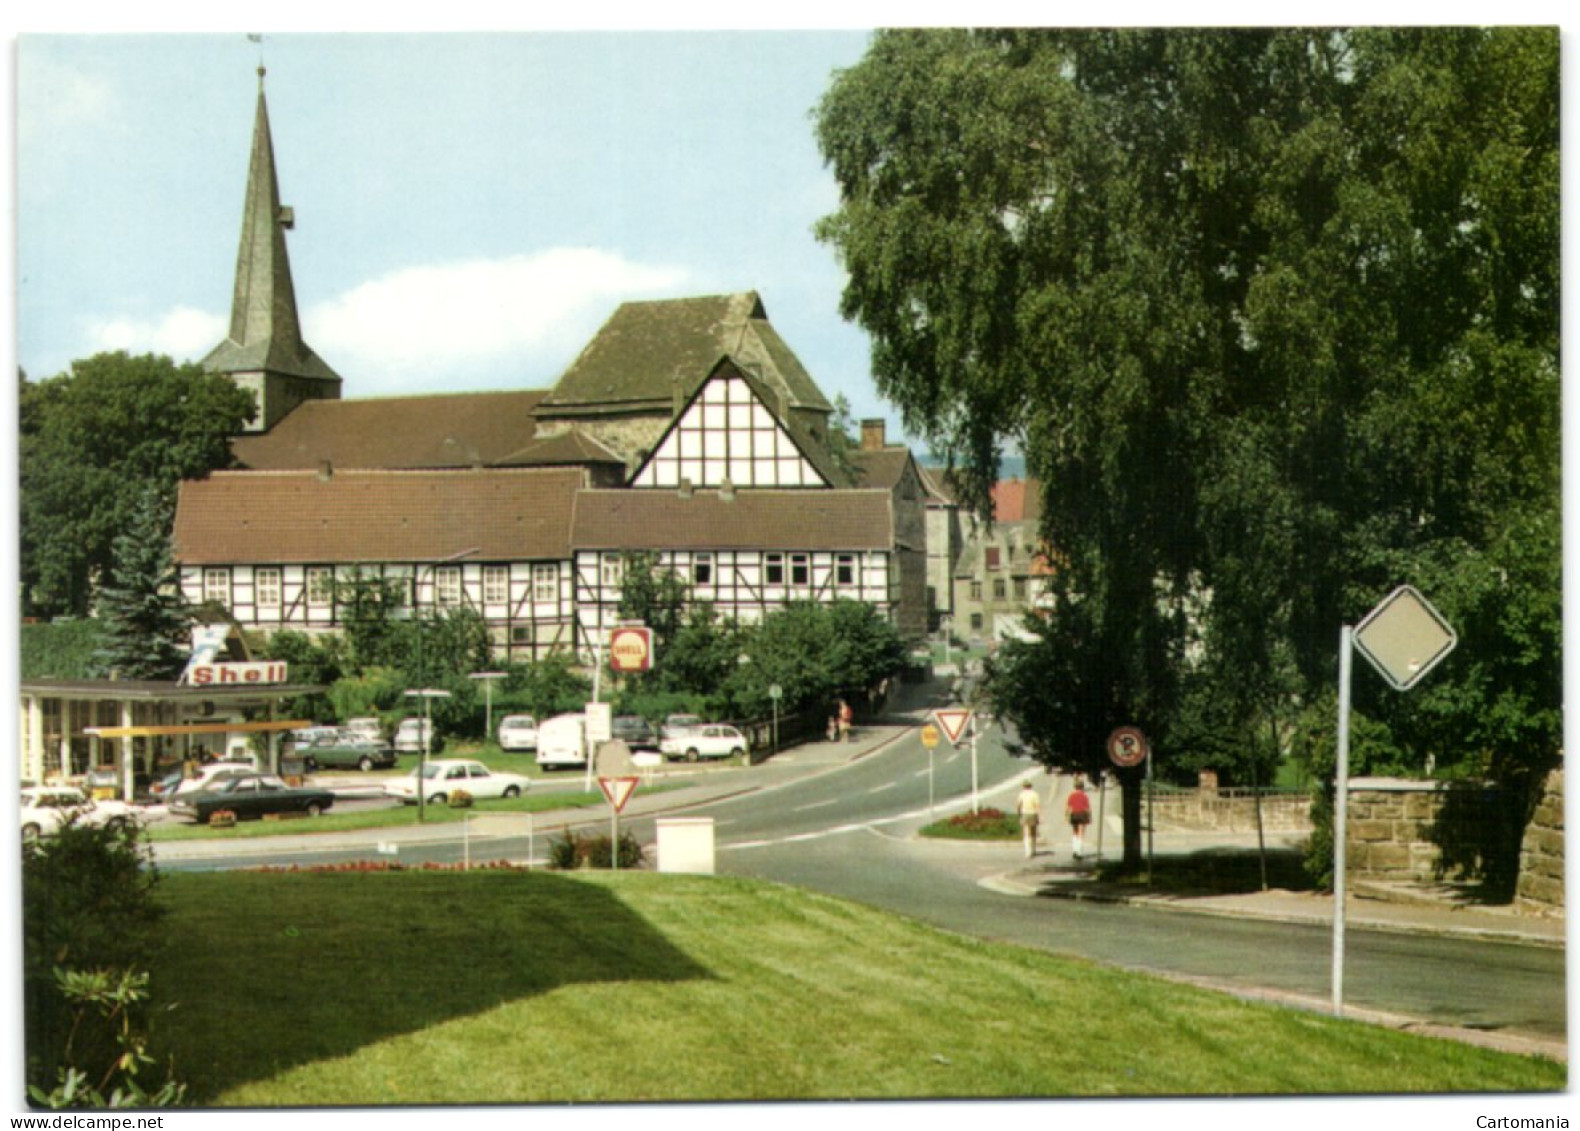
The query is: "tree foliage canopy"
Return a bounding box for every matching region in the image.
[816,30,1558,820]
[20,352,256,617]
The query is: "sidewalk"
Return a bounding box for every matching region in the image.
[987,853,1565,950]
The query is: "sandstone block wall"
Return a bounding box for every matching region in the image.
[1516,768,1564,919]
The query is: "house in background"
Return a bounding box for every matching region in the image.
[951,479,1056,647]
[172,72,930,658]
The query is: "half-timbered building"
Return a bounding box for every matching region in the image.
[170,70,932,661]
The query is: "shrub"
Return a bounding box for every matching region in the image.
[919,807,1021,840]
[548,830,645,870]
[22,818,176,1102]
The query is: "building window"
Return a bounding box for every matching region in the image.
[790,554,810,586]
[693,553,714,586]
[533,564,557,603]
[483,565,509,605]
[511,624,534,645]
[306,567,334,607]
[601,555,623,588]
[765,553,785,586]
[203,568,231,606]
[970,613,984,632]
[994,579,1007,600]
[986,547,1002,571]
[255,568,281,607]
[435,566,463,607]
[970,580,983,601]
[1013,578,1027,600]
[836,554,856,587]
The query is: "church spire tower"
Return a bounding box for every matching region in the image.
[203,65,341,432]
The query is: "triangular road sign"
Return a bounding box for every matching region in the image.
[598,776,640,814]
[932,708,974,746]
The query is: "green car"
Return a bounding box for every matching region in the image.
[296,736,398,772]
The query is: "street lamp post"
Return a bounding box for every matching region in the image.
[404,688,451,823]
[407,547,477,823]
[469,671,506,747]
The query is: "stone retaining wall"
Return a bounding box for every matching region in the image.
[1150,789,1312,833]
[1345,778,1450,881]
[1516,768,1564,919]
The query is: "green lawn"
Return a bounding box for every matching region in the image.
[144,782,685,842]
[145,870,1563,1105]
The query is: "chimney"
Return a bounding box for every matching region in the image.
[679,478,694,498]
[317,459,333,482]
[861,419,887,451]
[720,476,736,502]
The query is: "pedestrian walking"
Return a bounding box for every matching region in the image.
[838,699,853,742]
[1015,781,1042,858]
[1065,777,1093,859]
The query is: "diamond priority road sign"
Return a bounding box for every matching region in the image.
[1352,585,1458,691]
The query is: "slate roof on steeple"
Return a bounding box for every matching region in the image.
[202,68,340,386]
[535,292,832,418]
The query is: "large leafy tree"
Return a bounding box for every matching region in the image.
[20,352,256,618]
[816,29,1558,867]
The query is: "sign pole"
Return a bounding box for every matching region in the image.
[970,722,980,814]
[1333,624,1353,1016]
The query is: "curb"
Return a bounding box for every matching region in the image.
[981,868,1566,950]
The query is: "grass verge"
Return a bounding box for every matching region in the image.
[145,870,1563,1105]
[142,783,684,842]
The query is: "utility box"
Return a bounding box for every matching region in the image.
[656,818,716,875]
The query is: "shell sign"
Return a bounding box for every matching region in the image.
[608,627,653,673]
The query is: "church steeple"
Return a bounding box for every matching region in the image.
[203,66,341,432]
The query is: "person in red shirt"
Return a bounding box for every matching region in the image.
[1065,778,1093,859]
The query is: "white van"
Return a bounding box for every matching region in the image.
[535,713,587,768]
[393,717,440,754]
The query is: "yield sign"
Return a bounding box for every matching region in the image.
[932,708,974,746]
[598,776,640,814]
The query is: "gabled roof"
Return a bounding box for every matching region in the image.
[991,479,1043,524]
[848,447,915,492]
[537,292,833,418]
[571,488,895,552]
[494,427,627,470]
[628,356,846,489]
[202,72,339,387]
[230,391,547,470]
[173,468,583,565]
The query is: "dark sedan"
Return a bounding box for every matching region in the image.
[168,774,335,825]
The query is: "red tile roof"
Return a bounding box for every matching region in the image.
[173,468,583,564]
[571,489,895,552]
[230,391,546,470]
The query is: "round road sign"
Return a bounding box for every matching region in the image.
[1107,726,1148,768]
[920,724,940,749]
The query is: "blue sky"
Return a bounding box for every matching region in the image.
[16,30,924,439]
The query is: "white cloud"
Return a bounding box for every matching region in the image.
[18,54,115,151]
[85,306,227,361]
[305,248,695,393]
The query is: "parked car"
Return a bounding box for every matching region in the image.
[21,786,137,842]
[342,717,384,743]
[660,724,750,762]
[497,714,539,752]
[659,714,705,742]
[289,725,343,748]
[170,762,261,797]
[393,717,443,754]
[296,735,397,772]
[611,715,657,750]
[169,774,336,825]
[383,759,531,805]
[145,769,185,804]
[535,713,587,769]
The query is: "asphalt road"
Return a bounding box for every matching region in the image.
[153,724,1566,1044]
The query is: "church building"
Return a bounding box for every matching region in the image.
[172,70,938,661]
